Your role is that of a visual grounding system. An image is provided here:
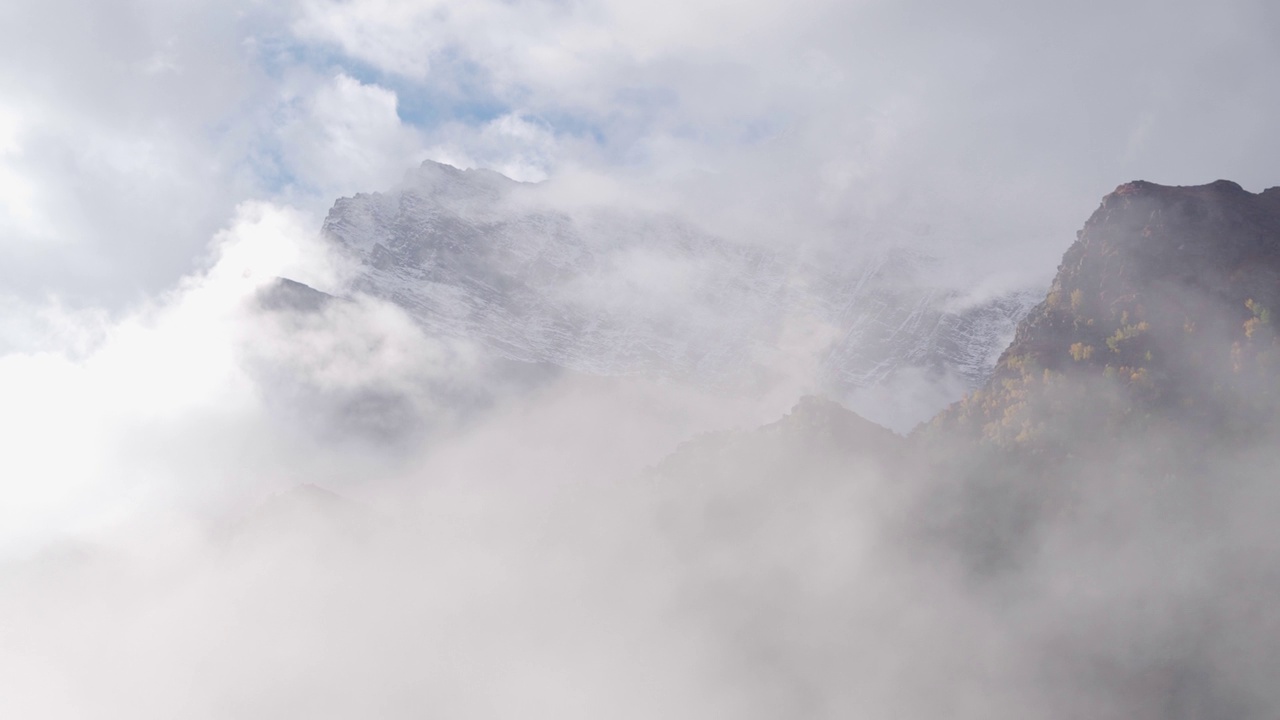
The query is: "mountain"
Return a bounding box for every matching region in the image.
[316,161,1039,419]
[932,180,1280,445]
[649,394,905,494]
[15,178,1280,720]
[644,181,1280,719]
[639,177,1280,591]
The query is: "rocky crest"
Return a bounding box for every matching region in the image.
[317,161,1039,422]
[933,180,1280,443]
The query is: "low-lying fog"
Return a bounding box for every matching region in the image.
[2,197,1278,720]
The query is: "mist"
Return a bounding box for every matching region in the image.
[3,200,1278,718]
[5,0,1280,717]
[5,305,1279,718]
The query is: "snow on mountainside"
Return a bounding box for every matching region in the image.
[318,161,1039,414]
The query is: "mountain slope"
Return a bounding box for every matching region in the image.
[645,180,1280,720]
[932,180,1280,444]
[318,161,1039,416]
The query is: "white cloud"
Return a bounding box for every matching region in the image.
[0,108,46,239]
[424,113,560,182]
[292,0,448,80]
[0,200,411,553]
[2,0,1276,308]
[278,73,428,197]
[291,0,836,95]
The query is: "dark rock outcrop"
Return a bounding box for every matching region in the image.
[931,180,1280,444]
[255,277,335,314]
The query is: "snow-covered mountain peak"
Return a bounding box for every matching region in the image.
[316,162,1041,428]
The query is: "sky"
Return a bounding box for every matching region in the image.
[2,0,1279,312]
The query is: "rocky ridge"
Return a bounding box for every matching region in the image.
[316,161,1040,411]
[933,180,1280,444]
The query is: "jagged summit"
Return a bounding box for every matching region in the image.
[318,164,1039,425]
[255,277,334,313]
[933,179,1280,443]
[763,395,904,446]
[417,158,524,179]
[405,159,527,194]
[1005,178,1280,370]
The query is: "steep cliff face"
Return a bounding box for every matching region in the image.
[317,161,1039,411]
[933,180,1280,443]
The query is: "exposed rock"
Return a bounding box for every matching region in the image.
[255,277,335,313]
[932,180,1280,444]
[319,161,1039,419]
